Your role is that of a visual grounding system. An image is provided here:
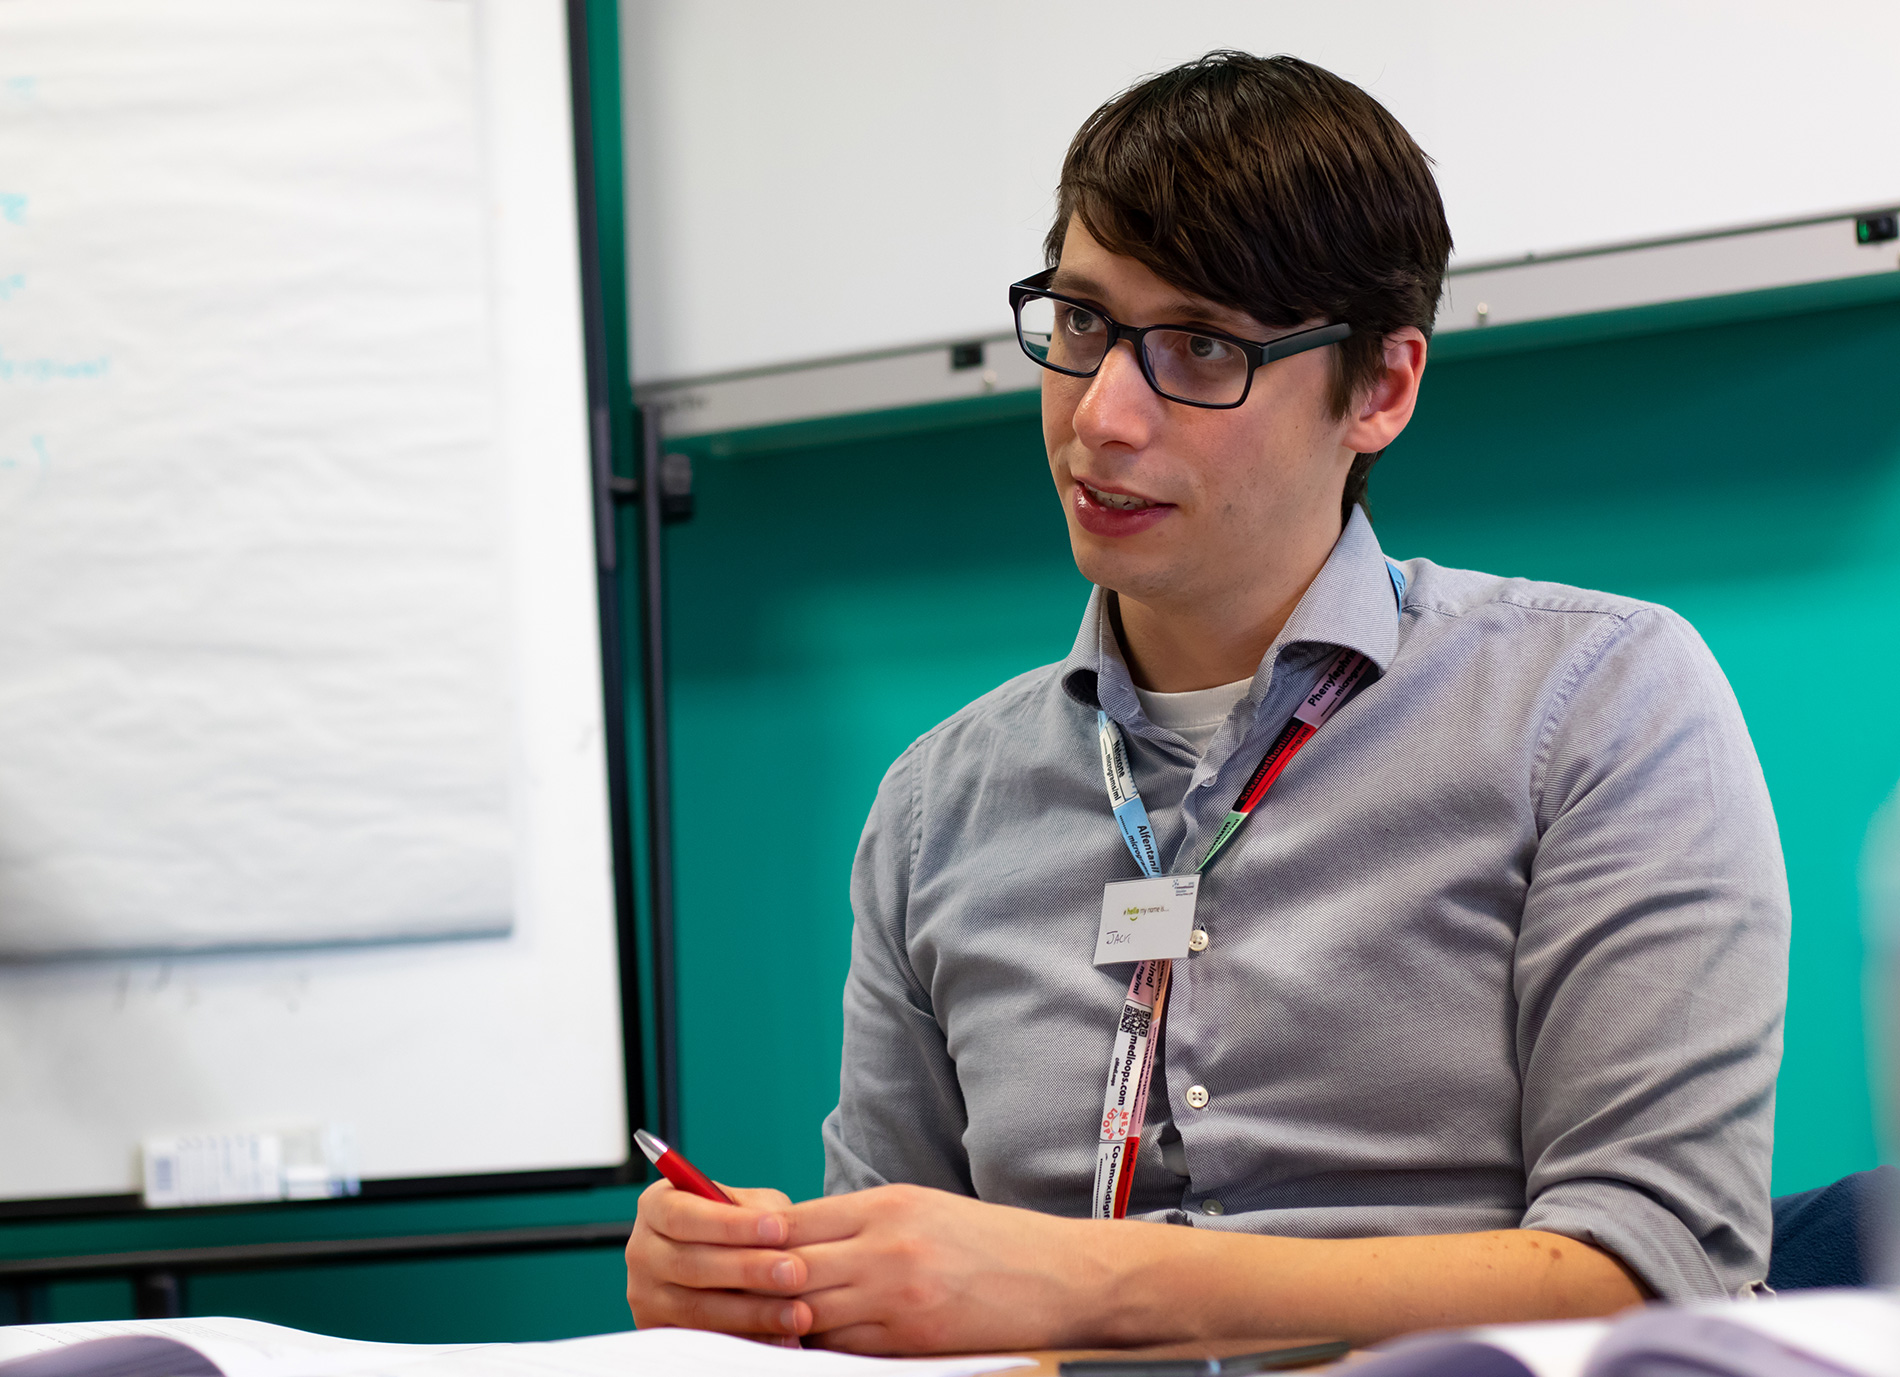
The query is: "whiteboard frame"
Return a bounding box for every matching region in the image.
[0,0,650,1220]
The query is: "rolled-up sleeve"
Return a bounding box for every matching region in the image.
[822,743,974,1197]
[1514,606,1789,1299]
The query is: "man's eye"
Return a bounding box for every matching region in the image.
[1185,333,1230,361]
[1062,307,1102,335]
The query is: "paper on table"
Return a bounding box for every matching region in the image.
[0,1318,1036,1377]
[0,1315,479,1374]
[1372,1289,1900,1377]
[0,0,512,957]
[349,1328,1035,1377]
[1459,1321,1611,1377]
[1690,1290,1900,1377]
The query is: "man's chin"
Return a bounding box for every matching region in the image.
[1069,544,1180,607]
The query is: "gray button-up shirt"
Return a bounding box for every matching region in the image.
[822,509,1789,1301]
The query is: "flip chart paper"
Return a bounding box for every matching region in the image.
[0,0,512,956]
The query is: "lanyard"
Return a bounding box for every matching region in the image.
[1091,643,1374,1220]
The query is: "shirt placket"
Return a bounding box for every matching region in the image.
[1160,647,1330,1216]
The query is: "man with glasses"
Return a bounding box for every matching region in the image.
[625,52,1787,1352]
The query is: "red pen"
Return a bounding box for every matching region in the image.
[635,1127,736,1204]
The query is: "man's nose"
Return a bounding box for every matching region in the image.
[1073,339,1162,450]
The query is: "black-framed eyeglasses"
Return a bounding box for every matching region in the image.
[1009,268,1351,410]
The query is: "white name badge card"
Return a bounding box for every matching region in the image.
[1094,874,1199,965]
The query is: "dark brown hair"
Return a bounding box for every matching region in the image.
[1046,52,1452,522]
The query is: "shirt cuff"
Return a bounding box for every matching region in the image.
[1522,1177,1741,1301]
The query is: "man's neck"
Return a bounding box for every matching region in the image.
[1112,534,1339,694]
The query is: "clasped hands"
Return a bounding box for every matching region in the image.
[626,1177,1650,1354]
[624,1178,1126,1355]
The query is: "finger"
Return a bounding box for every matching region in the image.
[779,1190,879,1245]
[725,1185,794,1211]
[652,1238,809,1295]
[642,1178,793,1246]
[797,1279,889,1339]
[804,1321,894,1354]
[779,1238,867,1293]
[657,1284,812,1338]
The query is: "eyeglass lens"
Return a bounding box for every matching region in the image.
[1015,293,1252,405]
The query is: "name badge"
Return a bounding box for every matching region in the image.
[1094,874,1199,965]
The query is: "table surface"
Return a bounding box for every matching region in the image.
[998,1336,1345,1376]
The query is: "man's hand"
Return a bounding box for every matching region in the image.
[624,1177,814,1339]
[782,1184,1113,1354]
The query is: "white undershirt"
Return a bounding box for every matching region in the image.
[1131,676,1253,755]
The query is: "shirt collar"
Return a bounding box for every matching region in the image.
[1060,505,1400,719]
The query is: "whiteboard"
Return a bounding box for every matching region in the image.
[619,0,1900,384]
[0,0,629,1200]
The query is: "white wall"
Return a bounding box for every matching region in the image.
[621,0,1900,384]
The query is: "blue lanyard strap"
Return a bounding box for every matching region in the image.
[1096,714,1163,878]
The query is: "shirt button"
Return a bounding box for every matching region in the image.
[1202,1198,1224,1216]
[1187,928,1209,953]
[1185,1084,1210,1110]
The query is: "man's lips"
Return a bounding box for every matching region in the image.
[1077,479,1166,512]
[1071,478,1174,537]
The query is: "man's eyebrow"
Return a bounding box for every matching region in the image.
[1045,269,1109,300]
[1045,271,1262,334]
[1157,299,1260,333]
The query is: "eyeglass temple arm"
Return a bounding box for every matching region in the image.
[1262,321,1351,362]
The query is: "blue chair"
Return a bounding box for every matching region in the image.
[1767,1164,1897,1289]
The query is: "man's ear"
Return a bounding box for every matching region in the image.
[1341,328,1427,454]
